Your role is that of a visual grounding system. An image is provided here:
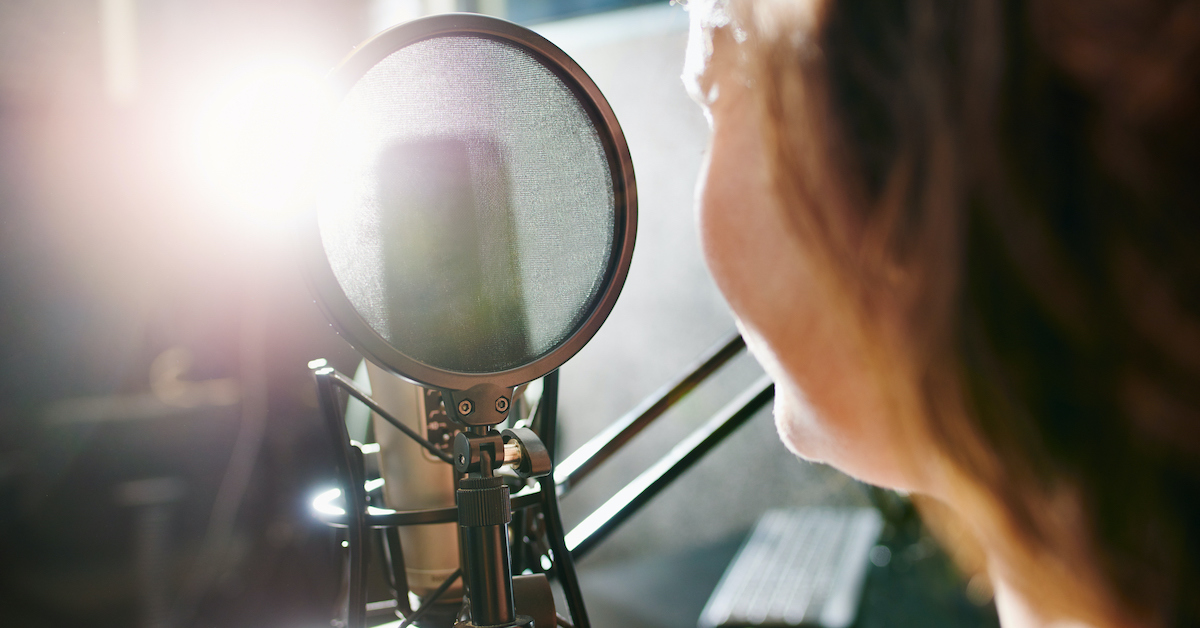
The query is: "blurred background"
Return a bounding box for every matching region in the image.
[0,1,1000,628]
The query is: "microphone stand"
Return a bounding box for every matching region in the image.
[453,426,550,628]
[315,363,560,628]
[456,445,522,627]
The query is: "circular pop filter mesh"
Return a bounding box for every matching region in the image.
[316,31,619,376]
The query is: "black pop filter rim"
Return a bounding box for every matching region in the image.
[305,13,637,392]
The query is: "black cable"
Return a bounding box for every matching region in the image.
[329,371,455,464]
[399,569,462,628]
[535,372,590,628]
[539,371,559,463]
[538,475,588,628]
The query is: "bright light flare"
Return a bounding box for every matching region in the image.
[311,478,390,518]
[193,60,333,227]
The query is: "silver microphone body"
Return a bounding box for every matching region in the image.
[366,361,462,602]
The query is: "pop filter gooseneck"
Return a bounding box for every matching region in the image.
[305,12,635,628]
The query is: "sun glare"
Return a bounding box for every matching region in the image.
[193,60,333,228]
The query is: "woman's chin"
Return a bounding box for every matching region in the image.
[771,386,832,465]
[771,383,924,492]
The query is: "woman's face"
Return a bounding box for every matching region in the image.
[685,13,923,492]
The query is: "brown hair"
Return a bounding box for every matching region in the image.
[733,0,1200,625]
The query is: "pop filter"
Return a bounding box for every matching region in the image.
[306,13,636,425]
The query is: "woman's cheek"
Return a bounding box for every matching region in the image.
[696,113,842,469]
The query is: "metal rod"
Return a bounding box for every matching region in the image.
[315,368,368,628]
[564,375,774,560]
[553,332,745,494]
[348,447,370,627]
[328,371,456,465]
[382,527,414,616]
[457,447,516,628]
[461,520,515,626]
[312,488,542,528]
[535,372,591,628]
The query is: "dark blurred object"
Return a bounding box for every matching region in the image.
[0,1,369,627]
[0,2,655,626]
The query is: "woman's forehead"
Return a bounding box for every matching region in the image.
[684,0,732,29]
[683,0,734,110]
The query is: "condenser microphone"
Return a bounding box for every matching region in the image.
[365,364,462,603]
[365,133,526,605]
[305,12,637,628]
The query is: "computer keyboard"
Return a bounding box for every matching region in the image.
[700,508,883,628]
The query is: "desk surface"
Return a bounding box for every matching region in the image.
[572,521,1000,628]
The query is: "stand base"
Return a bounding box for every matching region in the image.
[454,614,534,628]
